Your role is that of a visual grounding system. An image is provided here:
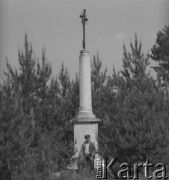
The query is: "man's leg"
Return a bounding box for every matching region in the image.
[90,157,95,175]
[78,162,84,174]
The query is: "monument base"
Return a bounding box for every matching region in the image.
[68,117,100,170]
[76,109,96,119]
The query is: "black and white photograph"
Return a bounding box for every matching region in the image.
[0,0,169,179]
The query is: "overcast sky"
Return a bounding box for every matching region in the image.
[0,0,169,80]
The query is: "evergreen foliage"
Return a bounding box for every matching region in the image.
[151,25,169,82]
[99,35,169,168]
[0,33,169,179]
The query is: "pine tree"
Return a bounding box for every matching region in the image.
[151,25,169,83]
[0,34,53,178]
[100,35,169,170]
[0,82,35,179]
[91,53,108,119]
[5,34,52,113]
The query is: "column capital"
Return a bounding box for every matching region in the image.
[80,49,90,54]
[71,117,100,124]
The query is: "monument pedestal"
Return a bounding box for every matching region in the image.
[70,117,100,170]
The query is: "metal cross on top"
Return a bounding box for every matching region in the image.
[80,9,88,50]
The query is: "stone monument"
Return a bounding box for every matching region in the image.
[70,9,100,170]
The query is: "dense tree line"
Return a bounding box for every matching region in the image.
[0,26,169,179]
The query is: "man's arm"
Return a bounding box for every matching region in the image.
[81,142,85,152]
[78,142,85,160]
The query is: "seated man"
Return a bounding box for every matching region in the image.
[78,135,96,175]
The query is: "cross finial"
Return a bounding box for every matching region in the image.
[80,9,88,50]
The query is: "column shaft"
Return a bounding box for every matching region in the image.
[78,51,94,118]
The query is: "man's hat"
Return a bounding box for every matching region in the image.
[84,134,90,139]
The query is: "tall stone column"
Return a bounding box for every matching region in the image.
[70,49,100,170]
[77,50,95,119]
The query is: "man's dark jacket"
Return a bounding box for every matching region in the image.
[80,141,96,158]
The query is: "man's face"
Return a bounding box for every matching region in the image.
[86,137,90,143]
